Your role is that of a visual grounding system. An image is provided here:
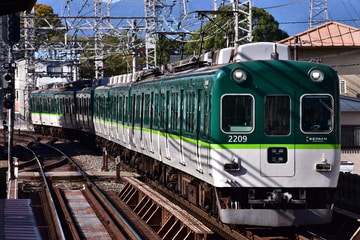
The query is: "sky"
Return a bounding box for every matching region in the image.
[36,0,360,36]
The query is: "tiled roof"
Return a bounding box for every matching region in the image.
[278,21,360,47]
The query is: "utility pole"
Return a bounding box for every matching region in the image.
[2,13,20,180]
[23,8,36,129]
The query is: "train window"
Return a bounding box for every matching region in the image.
[101,96,105,119]
[301,95,333,133]
[135,94,142,124]
[221,94,253,132]
[185,91,196,133]
[204,92,211,137]
[265,95,290,136]
[43,96,49,113]
[144,94,150,127]
[170,92,179,131]
[124,96,128,124]
[118,96,123,122]
[159,93,166,129]
[49,97,54,113]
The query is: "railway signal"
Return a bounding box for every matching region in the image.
[2,67,15,109]
[2,62,16,180]
[2,13,20,47]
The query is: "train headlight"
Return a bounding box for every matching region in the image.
[232,68,247,83]
[309,68,324,82]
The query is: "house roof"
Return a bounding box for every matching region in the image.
[278,21,360,48]
[340,96,360,112]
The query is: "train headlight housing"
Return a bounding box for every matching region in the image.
[315,154,332,172]
[309,68,324,82]
[224,163,240,172]
[315,161,332,172]
[232,68,247,83]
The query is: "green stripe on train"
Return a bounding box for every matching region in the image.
[93,118,340,150]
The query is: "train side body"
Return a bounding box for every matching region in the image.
[30,81,93,134]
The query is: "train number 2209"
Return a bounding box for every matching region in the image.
[228,135,248,143]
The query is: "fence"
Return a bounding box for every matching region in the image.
[341,125,360,150]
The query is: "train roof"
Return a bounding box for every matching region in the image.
[31,80,93,94]
[105,42,290,86]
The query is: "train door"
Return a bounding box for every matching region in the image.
[153,93,160,157]
[149,92,154,153]
[140,93,145,150]
[118,94,125,144]
[179,89,185,165]
[76,96,82,129]
[130,95,135,147]
[69,95,76,129]
[161,91,171,160]
[63,97,68,127]
[164,91,171,160]
[115,94,120,142]
[260,93,295,177]
[123,95,128,145]
[198,90,211,174]
[196,89,203,173]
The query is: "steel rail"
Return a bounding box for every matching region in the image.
[24,144,66,240]
[38,141,143,240]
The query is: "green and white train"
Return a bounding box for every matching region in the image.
[30,42,340,226]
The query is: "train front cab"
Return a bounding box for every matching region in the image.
[211,60,340,226]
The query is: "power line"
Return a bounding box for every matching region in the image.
[259,0,306,9]
[276,18,360,25]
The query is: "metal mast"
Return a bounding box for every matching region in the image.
[216,0,252,44]
[144,0,157,69]
[308,0,328,29]
[23,8,36,127]
[94,0,104,79]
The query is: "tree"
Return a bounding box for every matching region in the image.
[79,32,147,79]
[252,8,289,42]
[157,35,185,65]
[183,6,289,55]
[33,4,65,44]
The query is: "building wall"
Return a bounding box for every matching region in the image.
[341,112,360,125]
[292,47,360,98]
[14,60,73,121]
[15,59,27,118]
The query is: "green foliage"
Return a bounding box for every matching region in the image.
[157,35,185,65]
[252,8,289,42]
[34,4,65,43]
[79,32,147,79]
[183,6,289,55]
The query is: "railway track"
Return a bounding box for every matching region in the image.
[17,141,143,239]
[7,133,360,240]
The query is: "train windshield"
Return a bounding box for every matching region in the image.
[301,95,334,133]
[264,95,290,136]
[221,94,253,132]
